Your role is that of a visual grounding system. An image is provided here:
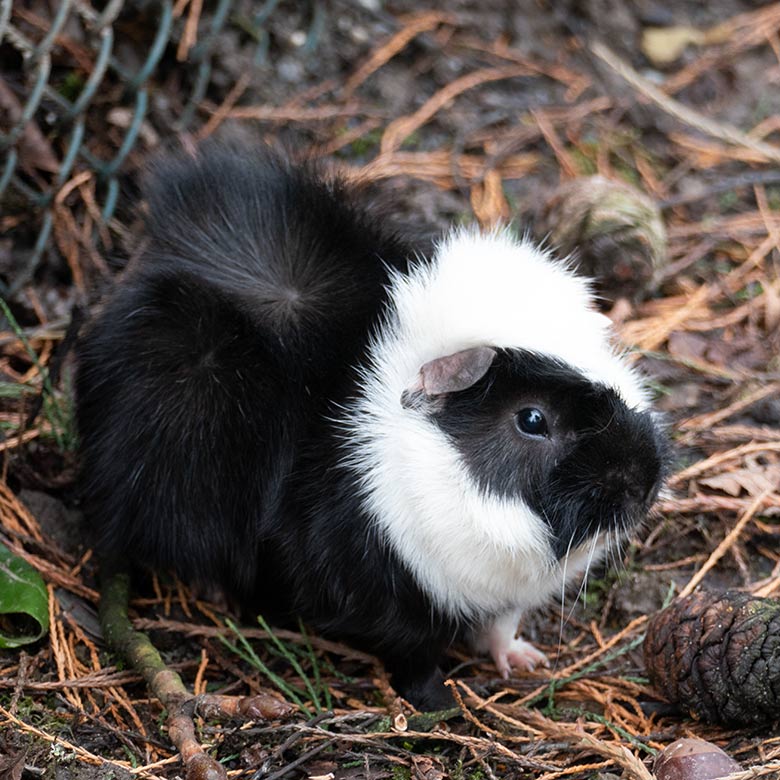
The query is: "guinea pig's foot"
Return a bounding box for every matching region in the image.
[491,636,550,679]
[387,657,456,712]
[402,674,457,712]
[477,610,550,679]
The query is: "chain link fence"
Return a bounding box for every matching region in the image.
[0,0,327,301]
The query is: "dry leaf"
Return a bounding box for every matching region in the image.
[412,755,447,780]
[641,26,705,66]
[641,22,731,67]
[0,749,26,780]
[704,334,770,371]
[668,331,709,361]
[699,464,780,497]
[0,80,58,174]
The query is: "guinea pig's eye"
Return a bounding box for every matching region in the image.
[514,408,549,438]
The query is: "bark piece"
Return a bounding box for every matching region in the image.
[99,571,292,779]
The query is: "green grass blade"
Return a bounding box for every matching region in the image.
[298,618,331,711]
[221,618,310,714]
[256,613,322,712]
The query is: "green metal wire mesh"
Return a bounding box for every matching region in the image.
[0,0,324,299]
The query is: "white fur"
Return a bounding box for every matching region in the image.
[346,228,647,621]
[475,608,550,677]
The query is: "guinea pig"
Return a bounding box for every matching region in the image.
[75,142,667,710]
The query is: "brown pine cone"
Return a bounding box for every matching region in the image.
[535,176,667,301]
[644,590,780,726]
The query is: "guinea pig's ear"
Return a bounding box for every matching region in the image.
[401,346,496,411]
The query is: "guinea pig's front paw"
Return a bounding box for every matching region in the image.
[490,636,550,679]
[477,610,550,679]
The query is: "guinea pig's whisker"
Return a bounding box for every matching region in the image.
[556,531,577,665]
[568,525,600,623]
[602,526,614,572]
[589,408,619,438]
[579,526,601,610]
[608,523,621,571]
[611,522,628,569]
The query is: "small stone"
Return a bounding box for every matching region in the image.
[655,737,741,780]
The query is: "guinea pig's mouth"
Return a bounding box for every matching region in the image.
[546,492,659,561]
[542,445,669,562]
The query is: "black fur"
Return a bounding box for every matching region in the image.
[77,144,458,709]
[76,143,665,710]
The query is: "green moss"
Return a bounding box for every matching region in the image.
[451,763,485,780]
[568,145,598,176]
[734,280,763,301]
[345,128,383,157]
[400,131,421,150]
[579,569,624,611]
[611,158,641,188]
[391,764,412,780]
[59,71,85,102]
[0,693,70,733]
[718,190,740,210]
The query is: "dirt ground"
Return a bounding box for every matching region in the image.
[2,1,780,778]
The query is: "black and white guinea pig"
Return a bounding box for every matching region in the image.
[76,142,667,710]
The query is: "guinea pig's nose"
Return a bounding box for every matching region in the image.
[612,467,659,509]
[627,481,650,507]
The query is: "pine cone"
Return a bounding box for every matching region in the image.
[535,176,667,301]
[644,590,780,726]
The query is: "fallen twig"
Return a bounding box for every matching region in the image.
[591,40,780,165]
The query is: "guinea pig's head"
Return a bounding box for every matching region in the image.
[349,228,668,617]
[402,346,666,559]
